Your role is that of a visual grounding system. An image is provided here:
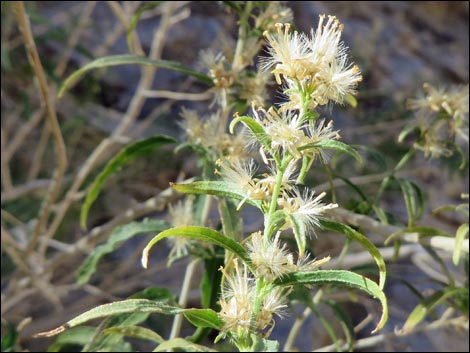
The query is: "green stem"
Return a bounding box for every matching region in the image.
[250,277,267,332]
[374,148,417,206]
[264,157,292,241]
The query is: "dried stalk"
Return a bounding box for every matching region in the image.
[13,1,68,256]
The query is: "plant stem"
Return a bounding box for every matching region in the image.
[169,258,200,339]
[264,163,286,241]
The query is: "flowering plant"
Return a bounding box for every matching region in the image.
[25,2,467,352]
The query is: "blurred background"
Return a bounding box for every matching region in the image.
[1,1,468,351]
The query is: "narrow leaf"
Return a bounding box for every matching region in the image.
[327,301,355,351]
[142,226,252,270]
[403,288,467,333]
[398,124,420,143]
[265,210,286,239]
[274,270,388,333]
[298,140,362,163]
[47,327,96,352]
[218,198,243,241]
[396,177,424,228]
[354,145,387,171]
[344,93,358,108]
[59,55,213,97]
[320,219,387,289]
[286,213,306,257]
[172,181,262,209]
[103,326,163,343]
[229,115,272,152]
[35,300,221,338]
[80,135,175,229]
[77,219,169,284]
[183,309,223,330]
[453,223,469,266]
[127,2,163,52]
[385,226,453,245]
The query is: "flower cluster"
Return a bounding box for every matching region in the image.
[261,16,362,108]
[406,83,469,158]
[171,12,362,349]
[218,259,290,337]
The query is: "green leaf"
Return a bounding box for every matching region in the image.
[218,198,243,241]
[35,300,176,337]
[153,338,218,352]
[326,301,355,351]
[59,55,213,97]
[403,288,468,333]
[296,155,313,184]
[396,177,424,228]
[80,135,175,229]
[35,300,222,338]
[398,124,420,143]
[309,303,341,352]
[354,145,387,171]
[83,287,174,351]
[200,255,224,309]
[183,309,224,330]
[298,140,362,163]
[384,226,453,245]
[229,115,272,153]
[266,210,286,239]
[47,327,96,352]
[286,213,306,257]
[1,322,17,353]
[453,223,469,266]
[249,334,279,352]
[172,181,262,209]
[103,325,163,343]
[320,219,387,289]
[344,93,358,108]
[77,219,169,284]
[142,226,252,271]
[127,2,164,52]
[274,270,388,333]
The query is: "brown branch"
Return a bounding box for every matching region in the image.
[13,2,68,256]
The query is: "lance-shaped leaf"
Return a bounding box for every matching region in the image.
[77,219,169,285]
[127,2,163,52]
[396,177,424,228]
[142,226,252,271]
[34,300,222,338]
[298,139,362,163]
[385,226,453,245]
[80,135,176,229]
[320,219,386,289]
[265,210,286,239]
[286,213,306,257]
[229,115,272,153]
[274,270,388,333]
[103,326,164,344]
[172,181,262,209]
[453,223,469,266]
[59,55,213,97]
[402,288,468,333]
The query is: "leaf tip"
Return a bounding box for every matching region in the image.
[141,250,149,269]
[33,324,69,338]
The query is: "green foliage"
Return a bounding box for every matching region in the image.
[77,218,169,284]
[59,55,213,97]
[8,2,466,352]
[80,136,176,229]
